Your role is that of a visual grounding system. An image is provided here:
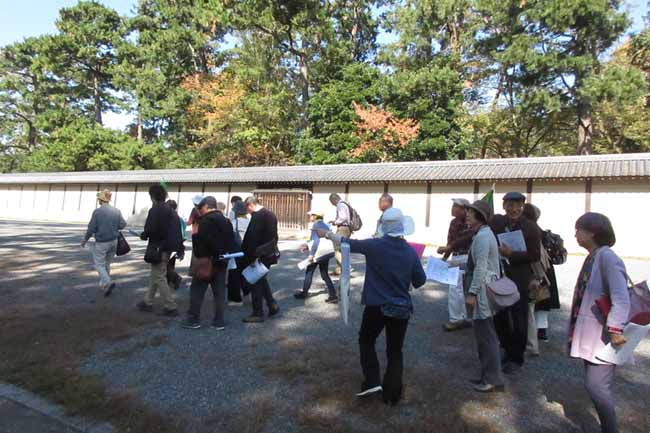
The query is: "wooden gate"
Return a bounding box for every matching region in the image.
[254,190,311,231]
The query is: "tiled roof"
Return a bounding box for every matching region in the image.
[1,153,649,185]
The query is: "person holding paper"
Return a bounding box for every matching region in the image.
[568,212,629,433]
[489,191,541,374]
[464,200,504,393]
[227,199,249,303]
[294,211,337,303]
[240,196,280,323]
[437,198,473,332]
[319,208,426,406]
[181,196,236,330]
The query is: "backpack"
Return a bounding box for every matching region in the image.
[342,201,363,232]
[542,230,567,265]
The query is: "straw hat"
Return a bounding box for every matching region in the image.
[96,189,112,203]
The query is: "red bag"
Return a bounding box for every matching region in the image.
[595,295,612,318]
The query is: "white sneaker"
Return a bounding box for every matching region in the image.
[356,385,382,397]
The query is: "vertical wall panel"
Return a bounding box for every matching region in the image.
[347,183,385,238]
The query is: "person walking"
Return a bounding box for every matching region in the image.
[227,199,249,303]
[489,192,541,374]
[373,193,393,237]
[136,184,183,317]
[464,200,504,393]
[165,199,186,290]
[81,189,126,297]
[319,208,427,406]
[228,195,243,221]
[181,196,236,330]
[328,193,352,275]
[241,196,280,323]
[438,198,474,331]
[294,210,337,303]
[569,212,629,433]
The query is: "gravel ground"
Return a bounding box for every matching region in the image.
[1,220,649,433]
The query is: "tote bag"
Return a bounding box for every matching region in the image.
[116,232,131,256]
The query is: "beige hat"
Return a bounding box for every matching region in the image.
[307,210,324,218]
[97,189,112,203]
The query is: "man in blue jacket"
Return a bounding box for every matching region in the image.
[319,208,427,406]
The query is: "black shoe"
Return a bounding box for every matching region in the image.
[136,301,153,312]
[210,321,225,331]
[104,282,116,297]
[325,296,339,304]
[538,328,549,342]
[502,361,522,375]
[181,318,201,329]
[294,291,308,299]
[242,315,264,323]
[160,308,179,317]
[268,303,280,317]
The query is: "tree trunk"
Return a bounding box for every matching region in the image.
[577,97,593,155]
[93,73,102,125]
[299,53,309,109]
[137,109,143,142]
[351,1,361,61]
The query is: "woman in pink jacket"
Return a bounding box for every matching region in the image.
[569,213,630,433]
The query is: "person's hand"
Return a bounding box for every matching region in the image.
[80,240,87,248]
[466,294,477,308]
[140,232,147,241]
[610,333,627,347]
[299,244,309,253]
[308,255,315,264]
[437,246,448,255]
[499,244,512,257]
[316,229,329,238]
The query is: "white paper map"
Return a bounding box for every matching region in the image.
[497,230,527,252]
[595,323,650,365]
[425,257,460,286]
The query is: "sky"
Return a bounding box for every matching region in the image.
[1,0,648,130]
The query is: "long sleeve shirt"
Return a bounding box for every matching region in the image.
[445,216,473,258]
[346,236,427,311]
[85,204,126,242]
[334,201,351,227]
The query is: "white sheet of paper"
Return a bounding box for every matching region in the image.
[221,252,244,260]
[242,259,269,284]
[340,242,351,325]
[497,230,527,252]
[425,257,460,286]
[297,258,311,271]
[595,323,650,365]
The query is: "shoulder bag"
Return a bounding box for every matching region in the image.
[487,260,520,311]
[116,232,131,256]
[191,256,215,282]
[144,241,163,264]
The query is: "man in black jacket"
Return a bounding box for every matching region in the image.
[489,192,541,374]
[181,196,236,330]
[241,196,280,323]
[137,184,183,316]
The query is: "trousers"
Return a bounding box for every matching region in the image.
[334,226,351,273]
[248,275,276,317]
[92,239,117,291]
[188,267,227,326]
[494,295,528,365]
[584,361,619,433]
[448,270,467,322]
[473,318,504,386]
[302,253,336,297]
[144,252,177,310]
[526,302,539,354]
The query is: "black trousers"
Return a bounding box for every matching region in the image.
[227,267,244,302]
[188,268,227,326]
[248,276,276,317]
[359,306,409,402]
[302,253,336,297]
[494,295,529,365]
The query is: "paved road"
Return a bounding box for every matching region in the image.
[1,220,649,433]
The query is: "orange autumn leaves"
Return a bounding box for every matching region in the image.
[350,101,420,162]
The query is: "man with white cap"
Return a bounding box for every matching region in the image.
[318,208,426,406]
[81,189,127,297]
[438,198,474,331]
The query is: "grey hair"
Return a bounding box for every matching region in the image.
[329,193,341,201]
[244,196,261,206]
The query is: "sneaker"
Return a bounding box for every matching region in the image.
[181,318,201,329]
[136,301,153,312]
[325,296,339,304]
[443,320,472,332]
[294,291,308,300]
[268,304,280,317]
[473,383,505,393]
[160,308,179,317]
[104,282,116,298]
[356,385,382,398]
[242,315,264,323]
[211,322,226,331]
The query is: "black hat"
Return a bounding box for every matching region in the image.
[468,200,493,223]
[503,191,526,202]
[199,196,218,209]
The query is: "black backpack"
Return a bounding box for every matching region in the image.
[342,201,363,232]
[542,230,567,265]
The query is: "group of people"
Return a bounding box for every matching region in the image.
[82,186,632,433]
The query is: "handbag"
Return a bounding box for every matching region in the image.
[255,238,280,265]
[116,232,131,256]
[528,278,551,303]
[191,256,215,282]
[487,261,520,311]
[144,241,163,264]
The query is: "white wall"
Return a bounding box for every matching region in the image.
[389,183,428,243]
[591,180,650,258]
[312,184,346,226]
[425,182,475,247]
[347,183,385,238]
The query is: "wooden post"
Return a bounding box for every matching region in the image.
[383,182,389,193]
[345,183,350,201]
[78,184,84,211]
[132,184,138,215]
[226,184,232,214]
[526,179,533,202]
[473,180,480,201]
[585,178,592,212]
